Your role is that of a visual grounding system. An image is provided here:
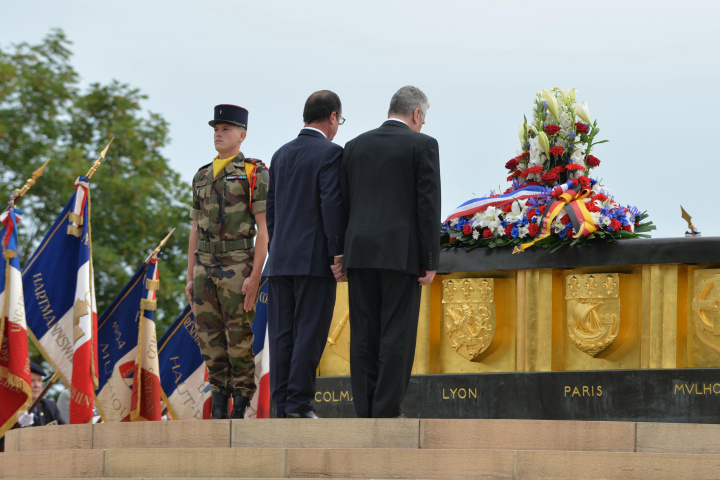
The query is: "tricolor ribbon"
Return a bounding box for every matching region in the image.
[513,181,598,253]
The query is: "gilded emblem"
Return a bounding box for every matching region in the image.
[565,274,620,357]
[442,278,495,361]
[692,270,720,352]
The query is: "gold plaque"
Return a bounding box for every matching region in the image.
[442,278,495,361]
[692,270,720,353]
[565,274,620,357]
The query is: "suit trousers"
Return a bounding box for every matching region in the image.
[267,275,336,415]
[348,268,422,418]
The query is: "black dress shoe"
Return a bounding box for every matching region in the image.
[275,413,286,418]
[286,410,321,419]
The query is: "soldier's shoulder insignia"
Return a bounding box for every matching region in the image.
[197,162,211,172]
[247,158,268,170]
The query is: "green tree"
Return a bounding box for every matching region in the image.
[0,29,191,335]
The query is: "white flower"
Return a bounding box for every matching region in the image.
[472,230,480,240]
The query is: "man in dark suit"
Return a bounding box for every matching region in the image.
[264,90,346,419]
[341,85,441,418]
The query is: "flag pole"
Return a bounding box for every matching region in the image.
[145,228,176,264]
[85,138,114,180]
[8,158,52,208]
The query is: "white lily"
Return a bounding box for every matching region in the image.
[542,90,559,120]
[518,124,526,146]
[537,131,550,157]
[575,102,592,125]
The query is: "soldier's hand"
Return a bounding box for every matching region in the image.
[242,275,261,312]
[185,281,194,306]
[330,258,345,282]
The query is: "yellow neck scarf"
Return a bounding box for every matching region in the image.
[212,154,237,178]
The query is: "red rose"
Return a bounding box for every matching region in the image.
[503,203,513,213]
[544,125,561,136]
[551,166,565,174]
[462,223,472,236]
[586,155,601,167]
[592,192,607,202]
[540,172,558,184]
[560,214,570,225]
[504,224,514,237]
[505,157,520,170]
[610,219,622,231]
[539,205,547,214]
[549,146,565,157]
[528,223,539,237]
[519,151,530,159]
[449,237,457,244]
[482,229,494,238]
[623,224,632,232]
[575,123,589,134]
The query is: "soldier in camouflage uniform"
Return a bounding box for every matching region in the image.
[185,104,269,419]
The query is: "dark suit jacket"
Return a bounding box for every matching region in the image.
[341,120,441,276]
[264,129,346,278]
[32,398,66,426]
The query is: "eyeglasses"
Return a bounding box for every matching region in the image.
[337,114,345,125]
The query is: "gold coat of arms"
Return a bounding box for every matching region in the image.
[565,274,620,357]
[442,278,495,361]
[692,269,720,353]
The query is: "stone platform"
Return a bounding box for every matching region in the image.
[3,418,720,479]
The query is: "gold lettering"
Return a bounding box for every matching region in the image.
[50,323,73,360]
[450,388,457,398]
[171,356,182,384]
[340,391,350,401]
[315,392,322,402]
[564,386,571,397]
[458,388,466,399]
[582,386,589,396]
[332,391,338,402]
[443,389,449,399]
[714,384,720,394]
[704,384,713,395]
[572,387,580,397]
[597,385,602,397]
[469,388,477,399]
[674,384,686,395]
[323,391,331,402]
[695,383,703,395]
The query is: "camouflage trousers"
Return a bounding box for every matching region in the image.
[193,250,256,398]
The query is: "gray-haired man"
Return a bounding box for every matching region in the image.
[340,86,441,418]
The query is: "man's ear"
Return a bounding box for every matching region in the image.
[240,130,247,142]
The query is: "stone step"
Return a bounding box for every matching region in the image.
[3,447,720,479]
[10,418,713,453]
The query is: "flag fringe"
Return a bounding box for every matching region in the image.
[145,279,159,291]
[140,299,157,311]
[66,225,82,237]
[68,212,83,225]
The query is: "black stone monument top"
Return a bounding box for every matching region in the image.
[439,237,720,274]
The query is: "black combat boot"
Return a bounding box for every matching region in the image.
[211,391,229,419]
[230,392,250,419]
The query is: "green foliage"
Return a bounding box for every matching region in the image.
[0,29,191,334]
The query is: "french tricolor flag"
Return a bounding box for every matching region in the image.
[130,253,162,421]
[23,176,98,424]
[248,277,270,418]
[0,207,32,438]
[445,185,547,222]
[158,305,212,420]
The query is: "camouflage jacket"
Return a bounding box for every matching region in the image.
[190,152,268,243]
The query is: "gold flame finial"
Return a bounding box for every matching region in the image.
[85,138,114,179]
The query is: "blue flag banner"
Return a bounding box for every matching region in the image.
[95,263,147,422]
[158,305,211,420]
[22,176,98,424]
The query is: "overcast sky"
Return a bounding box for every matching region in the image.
[2,0,718,239]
